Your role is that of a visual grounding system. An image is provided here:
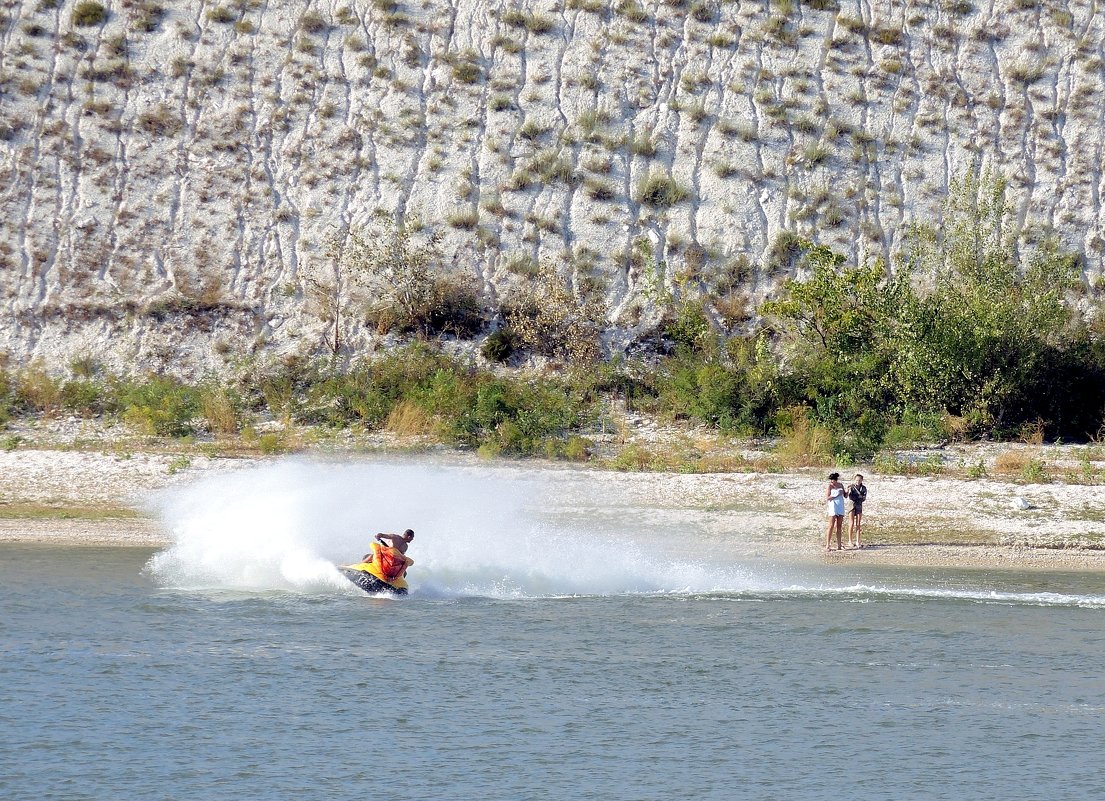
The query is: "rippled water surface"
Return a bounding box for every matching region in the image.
[5,461,1105,799]
[4,543,1105,801]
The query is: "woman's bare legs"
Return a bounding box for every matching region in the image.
[849,512,862,548]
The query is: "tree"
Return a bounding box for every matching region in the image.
[762,240,906,432]
[303,232,355,355]
[765,171,1100,441]
[896,171,1084,432]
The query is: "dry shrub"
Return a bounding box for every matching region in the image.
[941,413,970,441]
[16,365,62,416]
[992,449,1049,481]
[713,291,750,329]
[137,105,183,137]
[334,224,485,339]
[200,386,239,436]
[385,400,440,437]
[608,443,667,471]
[1020,420,1045,445]
[506,262,604,364]
[427,276,484,336]
[993,449,1030,474]
[696,453,756,472]
[776,409,834,467]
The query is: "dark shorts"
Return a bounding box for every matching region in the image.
[849,503,863,516]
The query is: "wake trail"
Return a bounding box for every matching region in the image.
[144,459,1105,608]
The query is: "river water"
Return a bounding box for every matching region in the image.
[3,460,1105,800]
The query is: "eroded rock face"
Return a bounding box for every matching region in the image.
[1,0,1102,373]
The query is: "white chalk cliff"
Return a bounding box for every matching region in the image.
[1,0,1103,372]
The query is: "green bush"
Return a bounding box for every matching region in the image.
[662,360,743,428]
[763,171,1105,442]
[881,411,948,448]
[72,1,107,26]
[872,452,943,476]
[60,380,105,416]
[287,350,438,427]
[0,369,12,424]
[240,345,595,457]
[481,328,518,363]
[663,301,714,355]
[115,376,201,437]
[207,6,236,23]
[258,433,286,454]
[636,172,689,207]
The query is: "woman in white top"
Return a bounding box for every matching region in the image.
[825,472,846,551]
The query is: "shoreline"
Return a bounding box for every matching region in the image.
[0,518,166,547]
[2,444,1105,572]
[5,518,1105,572]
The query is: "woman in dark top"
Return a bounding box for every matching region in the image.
[847,474,867,549]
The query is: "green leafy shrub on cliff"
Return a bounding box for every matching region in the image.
[662,300,714,355]
[114,376,201,437]
[764,172,1105,450]
[60,380,106,416]
[0,368,13,424]
[635,172,689,207]
[625,333,780,433]
[481,328,519,362]
[72,1,107,26]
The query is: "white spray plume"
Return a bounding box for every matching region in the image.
[144,458,1105,608]
[145,458,747,598]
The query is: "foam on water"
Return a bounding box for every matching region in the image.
[811,584,1105,608]
[146,458,1105,607]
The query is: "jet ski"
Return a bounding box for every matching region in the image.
[339,561,409,596]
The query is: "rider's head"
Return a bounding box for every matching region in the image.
[403,529,415,542]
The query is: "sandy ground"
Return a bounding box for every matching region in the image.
[2,445,1105,571]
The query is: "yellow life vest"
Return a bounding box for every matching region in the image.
[344,541,412,590]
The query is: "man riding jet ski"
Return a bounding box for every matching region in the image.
[340,530,414,596]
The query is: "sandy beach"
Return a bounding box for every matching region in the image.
[2,442,1105,571]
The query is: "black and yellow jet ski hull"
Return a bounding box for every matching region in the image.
[339,565,409,596]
